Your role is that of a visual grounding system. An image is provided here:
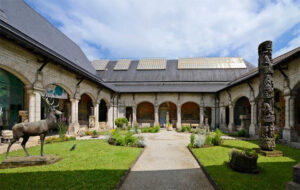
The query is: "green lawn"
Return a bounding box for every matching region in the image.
[192,140,300,190]
[0,140,142,190]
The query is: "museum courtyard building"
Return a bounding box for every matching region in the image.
[1,0,300,143]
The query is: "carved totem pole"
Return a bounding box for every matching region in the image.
[258,41,276,151]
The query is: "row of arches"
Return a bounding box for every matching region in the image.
[134,101,212,127]
[230,88,294,135]
[0,68,109,131]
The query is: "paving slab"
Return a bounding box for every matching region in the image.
[120,130,214,190]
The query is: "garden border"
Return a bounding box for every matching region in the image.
[115,147,145,190]
[187,146,219,190]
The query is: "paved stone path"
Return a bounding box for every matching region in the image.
[120,130,214,190]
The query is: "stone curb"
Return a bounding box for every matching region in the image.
[187,146,219,190]
[115,147,146,190]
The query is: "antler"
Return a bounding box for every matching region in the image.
[42,92,59,109]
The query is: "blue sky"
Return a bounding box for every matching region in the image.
[25,0,300,65]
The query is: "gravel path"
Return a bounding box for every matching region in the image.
[120,130,214,190]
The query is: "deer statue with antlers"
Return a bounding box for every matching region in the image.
[6,94,62,159]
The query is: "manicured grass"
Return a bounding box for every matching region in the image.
[192,140,300,190]
[0,140,142,190]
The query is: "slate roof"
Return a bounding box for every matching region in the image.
[98,59,254,82]
[97,59,254,93]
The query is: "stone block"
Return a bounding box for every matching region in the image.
[254,148,283,157]
[0,155,61,169]
[286,181,300,190]
[293,163,300,183]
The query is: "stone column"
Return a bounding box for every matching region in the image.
[177,103,181,129]
[28,91,36,122]
[154,104,159,126]
[249,101,257,136]
[211,107,216,130]
[69,98,80,134]
[27,90,42,122]
[94,102,99,130]
[283,95,291,141]
[219,105,225,130]
[132,104,137,126]
[228,103,234,132]
[200,107,204,127]
[107,104,113,129]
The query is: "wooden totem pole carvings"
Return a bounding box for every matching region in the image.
[258,41,276,151]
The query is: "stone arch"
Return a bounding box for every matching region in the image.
[180,100,200,107]
[0,68,26,130]
[78,93,93,126]
[79,92,96,104]
[99,99,108,122]
[159,101,177,128]
[42,84,71,123]
[137,101,154,123]
[0,65,31,86]
[274,88,285,130]
[44,83,73,97]
[181,102,200,125]
[233,96,251,128]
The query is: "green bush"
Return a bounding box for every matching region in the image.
[93,130,97,135]
[181,126,186,132]
[238,129,249,137]
[190,134,195,147]
[205,135,213,145]
[140,126,160,133]
[124,132,137,145]
[211,128,223,146]
[186,125,191,132]
[116,136,126,146]
[115,118,128,128]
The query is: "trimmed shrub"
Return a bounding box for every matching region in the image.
[115,118,128,128]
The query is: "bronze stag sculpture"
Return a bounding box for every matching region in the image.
[6,95,62,159]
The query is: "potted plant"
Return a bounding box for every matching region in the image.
[229,148,258,173]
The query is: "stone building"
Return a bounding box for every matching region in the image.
[0,0,300,143]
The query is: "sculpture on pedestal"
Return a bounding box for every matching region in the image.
[6,94,62,158]
[258,41,276,151]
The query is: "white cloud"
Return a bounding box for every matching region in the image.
[25,0,300,65]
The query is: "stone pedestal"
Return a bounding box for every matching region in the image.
[287,162,300,190]
[0,155,62,169]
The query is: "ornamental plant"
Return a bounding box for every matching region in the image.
[115,118,128,128]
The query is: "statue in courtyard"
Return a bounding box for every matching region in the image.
[258,41,276,151]
[6,94,62,158]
